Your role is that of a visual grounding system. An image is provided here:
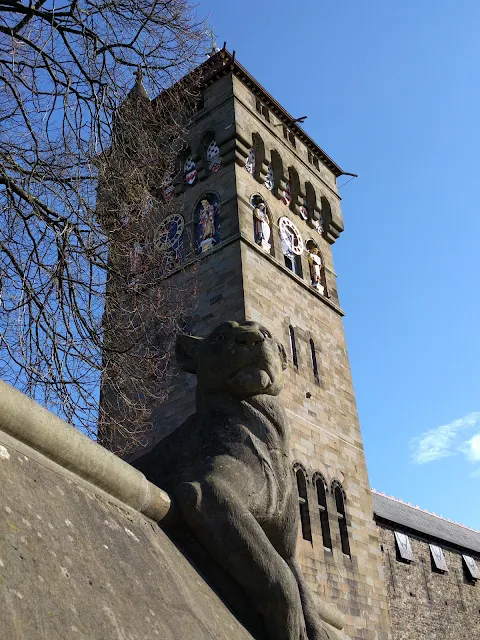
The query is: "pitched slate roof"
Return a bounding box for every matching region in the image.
[372,490,480,555]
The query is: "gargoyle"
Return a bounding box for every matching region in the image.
[134,321,346,640]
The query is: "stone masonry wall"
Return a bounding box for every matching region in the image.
[378,523,480,640]
[234,76,391,640]
[132,69,392,639]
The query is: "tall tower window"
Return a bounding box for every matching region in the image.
[333,482,351,556]
[289,325,298,368]
[295,467,312,542]
[315,476,332,550]
[310,338,319,382]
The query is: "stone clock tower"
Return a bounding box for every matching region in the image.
[127,49,392,640]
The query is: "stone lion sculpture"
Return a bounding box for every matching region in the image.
[135,321,346,640]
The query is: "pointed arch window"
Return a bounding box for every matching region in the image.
[315,476,332,550]
[333,482,350,556]
[252,132,265,180]
[288,167,300,213]
[295,467,312,542]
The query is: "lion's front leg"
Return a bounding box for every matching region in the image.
[173,478,308,640]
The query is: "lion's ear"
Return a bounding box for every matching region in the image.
[277,341,287,371]
[176,334,203,374]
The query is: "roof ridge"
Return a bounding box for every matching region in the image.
[371,489,480,535]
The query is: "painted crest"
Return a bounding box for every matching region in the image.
[264,164,274,191]
[160,174,175,202]
[184,156,197,185]
[206,140,222,173]
[282,182,292,207]
[245,148,256,175]
[299,199,308,220]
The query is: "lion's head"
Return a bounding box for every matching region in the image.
[176,321,287,398]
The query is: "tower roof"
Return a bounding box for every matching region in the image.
[372,490,480,554]
[159,48,346,178]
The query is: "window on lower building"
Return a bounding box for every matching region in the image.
[394,531,414,562]
[430,544,448,573]
[463,555,479,582]
[295,468,312,542]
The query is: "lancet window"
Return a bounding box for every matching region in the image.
[333,482,351,556]
[315,475,332,550]
[295,466,312,542]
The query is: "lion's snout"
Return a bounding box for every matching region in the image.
[234,328,265,348]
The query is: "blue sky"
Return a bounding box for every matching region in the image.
[196,1,480,529]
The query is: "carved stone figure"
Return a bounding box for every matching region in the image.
[252,196,271,252]
[134,321,347,640]
[198,198,216,252]
[306,240,325,295]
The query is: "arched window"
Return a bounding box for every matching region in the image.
[295,467,312,542]
[320,195,332,234]
[279,217,303,276]
[305,239,327,295]
[309,338,319,382]
[289,325,298,368]
[315,476,332,550]
[250,195,272,254]
[252,132,265,181]
[288,167,300,213]
[270,150,283,197]
[305,182,322,232]
[333,482,350,556]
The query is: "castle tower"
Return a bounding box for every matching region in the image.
[128,50,392,639]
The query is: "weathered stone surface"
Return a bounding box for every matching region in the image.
[375,500,480,640]
[0,427,254,640]
[131,65,392,639]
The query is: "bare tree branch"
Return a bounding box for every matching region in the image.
[1,0,208,452]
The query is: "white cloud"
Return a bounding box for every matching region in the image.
[410,411,480,464]
[464,434,480,462]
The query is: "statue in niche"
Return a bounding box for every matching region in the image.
[134,321,347,640]
[196,194,220,254]
[251,195,271,252]
[245,147,256,174]
[306,239,325,295]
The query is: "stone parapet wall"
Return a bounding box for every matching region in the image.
[0,381,254,640]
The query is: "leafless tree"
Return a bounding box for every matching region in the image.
[0,0,208,451]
